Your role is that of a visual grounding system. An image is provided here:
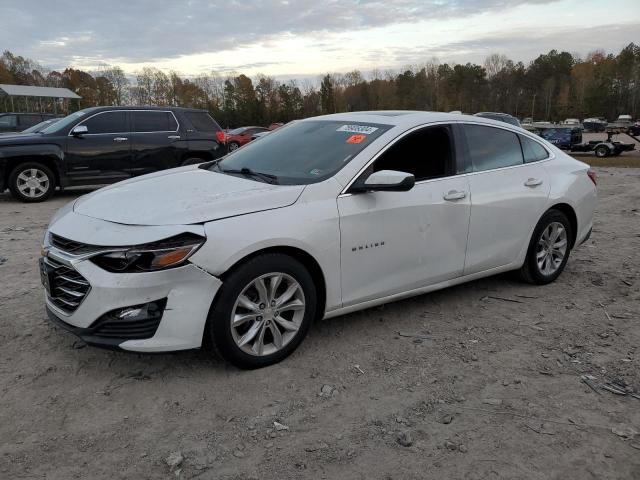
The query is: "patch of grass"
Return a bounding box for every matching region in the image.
[570,155,640,168]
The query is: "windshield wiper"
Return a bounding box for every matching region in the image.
[219,166,279,184]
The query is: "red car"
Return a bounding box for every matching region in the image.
[225,126,270,151]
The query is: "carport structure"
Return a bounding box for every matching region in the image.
[0,84,81,114]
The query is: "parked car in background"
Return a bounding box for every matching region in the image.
[534,125,582,150]
[251,130,271,141]
[629,122,640,137]
[41,111,596,368]
[226,126,271,151]
[0,106,226,202]
[0,112,61,133]
[562,118,581,126]
[19,118,61,134]
[268,122,285,130]
[473,112,521,127]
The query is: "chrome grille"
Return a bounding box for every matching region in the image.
[46,258,91,313]
[50,234,100,255]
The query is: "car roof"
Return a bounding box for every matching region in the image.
[81,106,208,114]
[305,110,524,131]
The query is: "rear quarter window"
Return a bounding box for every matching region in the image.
[519,135,549,163]
[185,112,221,132]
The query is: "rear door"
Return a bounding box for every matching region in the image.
[462,123,551,275]
[129,110,185,176]
[64,110,132,184]
[183,111,226,159]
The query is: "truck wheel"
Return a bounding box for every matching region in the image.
[595,145,609,158]
[8,162,55,202]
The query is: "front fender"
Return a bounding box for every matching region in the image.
[0,143,65,185]
[189,188,342,312]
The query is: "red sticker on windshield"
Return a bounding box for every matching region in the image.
[346,134,366,144]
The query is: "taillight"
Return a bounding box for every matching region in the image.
[587,169,597,186]
[216,131,226,143]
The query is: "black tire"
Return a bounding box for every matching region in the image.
[8,162,56,202]
[595,145,609,158]
[518,209,572,285]
[206,253,317,369]
[228,141,240,151]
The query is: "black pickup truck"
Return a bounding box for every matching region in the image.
[0,106,227,202]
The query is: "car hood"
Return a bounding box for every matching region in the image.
[0,133,43,143]
[73,166,305,226]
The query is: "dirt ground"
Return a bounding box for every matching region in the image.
[1,167,639,480]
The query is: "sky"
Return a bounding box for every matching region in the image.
[2,0,639,79]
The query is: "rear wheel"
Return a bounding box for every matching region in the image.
[518,210,572,285]
[8,162,55,202]
[228,141,240,152]
[206,253,317,368]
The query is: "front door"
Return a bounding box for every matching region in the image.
[65,110,132,185]
[338,124,470,307]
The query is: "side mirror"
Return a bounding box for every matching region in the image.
[352,170,415,193]
[71,125,88,136]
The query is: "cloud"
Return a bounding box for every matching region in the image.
[2,0,555,67]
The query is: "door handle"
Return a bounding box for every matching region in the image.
[113,137,128,142]
[524,178,543,187]
[443,190,467,201]
[168,135,181,139]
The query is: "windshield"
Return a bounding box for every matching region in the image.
[41,110,91,134]
[211,120,391,185]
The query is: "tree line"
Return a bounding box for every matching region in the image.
[1,43,638,127]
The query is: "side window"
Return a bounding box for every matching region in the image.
[464,124,523,171]
[19,115,42,127]
[371,125,454,181]
[0,115,17,127]
[81,111,127,134]
[184,111,221,132]
[520,135,549,163]
[132,111,178,132]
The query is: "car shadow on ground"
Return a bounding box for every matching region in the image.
[45,271,523,378]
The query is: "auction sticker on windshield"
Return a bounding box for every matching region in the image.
[346,134,367,144]
[336,124,379,134]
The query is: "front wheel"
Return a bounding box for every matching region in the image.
[206,253,317,368]
[8,162,55,202]
[595,145,609,158]
[518,210,572,285]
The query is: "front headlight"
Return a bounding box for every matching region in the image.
[91,233,205,273]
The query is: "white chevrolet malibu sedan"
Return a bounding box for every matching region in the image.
[41,111,597,368]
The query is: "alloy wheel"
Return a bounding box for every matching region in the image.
[16,168,50,199]
[230,272,306,356]
[536,221,568,275]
